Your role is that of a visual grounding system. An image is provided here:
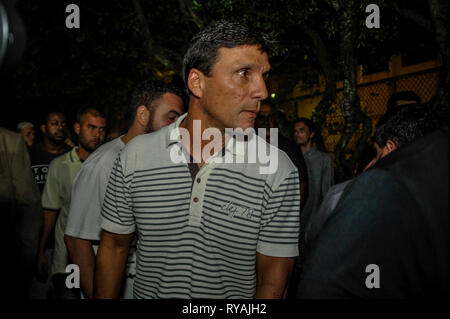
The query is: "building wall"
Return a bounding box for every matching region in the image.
[292,55,441,154]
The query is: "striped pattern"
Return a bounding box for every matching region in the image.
[101,125,300,299]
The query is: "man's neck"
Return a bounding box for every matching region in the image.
[179,110,226,168]
[76,144,91,161]
[121,125,145,145]
[43,138,67,154]
[300,143,312,156]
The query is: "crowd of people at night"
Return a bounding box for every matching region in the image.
[1,21,448,300]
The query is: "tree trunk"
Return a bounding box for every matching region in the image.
[333,0,373,182]
[132,0,183,76]
[300,24,338,152]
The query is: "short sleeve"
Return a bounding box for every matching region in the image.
[100,153,135,234]
[257,170,300,257]
[65,160,109,240]
[41,158,63,210]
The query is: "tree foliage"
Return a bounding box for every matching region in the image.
[6,0,447,179]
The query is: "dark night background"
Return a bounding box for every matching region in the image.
[1,0,448,180]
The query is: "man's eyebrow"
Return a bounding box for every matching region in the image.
[168,110,181,116]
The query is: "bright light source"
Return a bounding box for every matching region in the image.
[271,93,276,98]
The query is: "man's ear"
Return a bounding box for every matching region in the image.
[187,68,204,98]
[385,139,397,153]
[136,105,150,126]
[74,123,80,135]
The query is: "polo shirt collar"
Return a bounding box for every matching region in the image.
[165,113,251,157]
[69,146,82,163]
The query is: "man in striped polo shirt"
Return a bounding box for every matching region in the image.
[95,21,301,299]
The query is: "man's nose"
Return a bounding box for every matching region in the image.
[252,75,268,102]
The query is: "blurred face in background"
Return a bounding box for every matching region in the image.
[75,113,106,153]
[293,121,314,146]
[21,126,35,147]
[41,112,67,143]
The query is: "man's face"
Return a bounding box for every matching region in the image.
[148,92,184,132]
[199,45,270,131]
[76,113,106,152]
[293,121,313,146]
[42,113,67,142]
[21,127,35,147]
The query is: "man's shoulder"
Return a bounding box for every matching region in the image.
[48,148,74,168]
[311,148,333,162]
[85,138,123,165]
[0,127,20,141]
[122,129,167,155]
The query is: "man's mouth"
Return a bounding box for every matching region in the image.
[242,110,258,118]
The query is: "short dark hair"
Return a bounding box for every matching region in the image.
[386,91,421,111]
[40,110,66,126]
[294,117,316,133]
[76,106,106,124]
[374,103,438,148]
[126,79,185,127]
[182,21,276,94]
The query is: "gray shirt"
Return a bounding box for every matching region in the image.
[304,180,351,252]
[100,114,301,298]
[65,136,136,299]
[302,147,334,232]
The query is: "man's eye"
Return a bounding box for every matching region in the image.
[238,69,249,77]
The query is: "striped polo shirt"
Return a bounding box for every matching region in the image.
[100,114,300,299]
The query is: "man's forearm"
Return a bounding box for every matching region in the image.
[254,254,295,299]
[94,231,133,299]
[65,236,96,298]
[39,209,58,252]
[254,282,289,299]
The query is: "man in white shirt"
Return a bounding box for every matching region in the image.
[64,80,185,299]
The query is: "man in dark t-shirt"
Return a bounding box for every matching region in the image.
[28,111,71,299]
[29,112,71,194]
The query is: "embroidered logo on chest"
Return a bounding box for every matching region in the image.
[221,201,255,220]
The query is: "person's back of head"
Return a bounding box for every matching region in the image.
[386,91,421,113]
[374,103,439,151]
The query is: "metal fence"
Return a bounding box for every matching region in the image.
[318,67,441,156]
